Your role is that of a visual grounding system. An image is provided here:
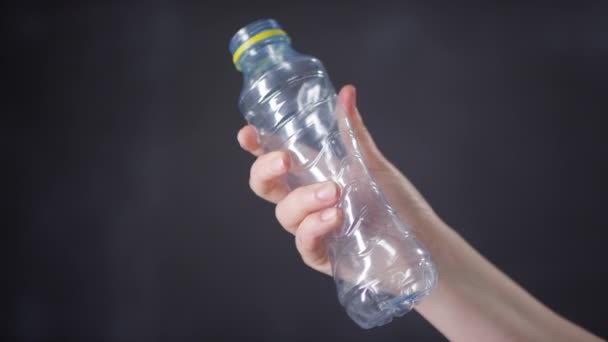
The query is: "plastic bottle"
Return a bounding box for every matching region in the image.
[229,19,437,329]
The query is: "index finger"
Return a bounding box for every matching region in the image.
[237,125,264,157]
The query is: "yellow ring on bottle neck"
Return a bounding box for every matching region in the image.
[232,29,288,71]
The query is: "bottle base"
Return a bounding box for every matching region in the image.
[338,281,433,329]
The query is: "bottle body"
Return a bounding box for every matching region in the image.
[231,19,437,328]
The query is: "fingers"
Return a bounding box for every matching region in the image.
[295,207,343,275]
[240,125,289,203]
[249,151,290,203]
[336,85,387,168]
[275,181,340,234]
[237,125,264,156]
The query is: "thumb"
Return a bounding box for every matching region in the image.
[337,85,388,169]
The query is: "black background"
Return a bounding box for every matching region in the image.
[8,1,608,341]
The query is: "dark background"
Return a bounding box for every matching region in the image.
[8,1,608,341]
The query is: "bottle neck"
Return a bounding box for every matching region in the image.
[238,41,297,80]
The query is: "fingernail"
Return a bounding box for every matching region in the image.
[320,208,337,221]
[237,128,244,144]
[316,182,337,201]
[272,156,286,173]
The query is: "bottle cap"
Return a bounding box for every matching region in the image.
[229,19,290,71]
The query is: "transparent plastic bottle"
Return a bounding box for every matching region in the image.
[229,19,437,329]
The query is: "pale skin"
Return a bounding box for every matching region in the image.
[237,85,604,341]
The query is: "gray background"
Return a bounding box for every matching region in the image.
[9,1,608,341]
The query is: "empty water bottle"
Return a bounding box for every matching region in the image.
[229,19,437,329]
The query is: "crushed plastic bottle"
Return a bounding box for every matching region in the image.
[229,19,437,329]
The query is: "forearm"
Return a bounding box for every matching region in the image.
[415,223,603,342]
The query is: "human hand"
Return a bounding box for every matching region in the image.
[237,84,446,276]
